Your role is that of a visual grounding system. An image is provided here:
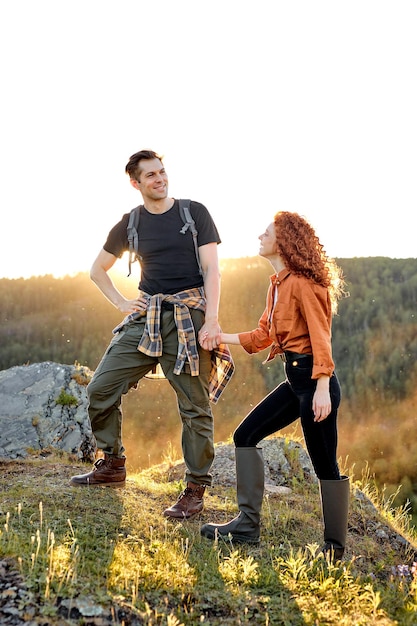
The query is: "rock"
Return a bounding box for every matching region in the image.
[0,362,96,461]
[160,437,318,492]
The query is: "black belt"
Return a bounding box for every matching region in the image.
[279,351,313,364]
[161,301,175,311]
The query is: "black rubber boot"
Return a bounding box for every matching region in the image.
[200,447,264,544]
[319,475,350,562]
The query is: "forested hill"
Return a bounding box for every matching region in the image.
[3,256,416,404]
[332,257,417,403]
[1,256,417,515]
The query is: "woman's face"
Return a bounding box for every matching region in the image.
[258,223,277,258]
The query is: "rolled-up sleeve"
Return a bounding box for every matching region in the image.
[238,307,273,354]
[299,282,334,379]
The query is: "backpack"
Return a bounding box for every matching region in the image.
[126,199,203,277]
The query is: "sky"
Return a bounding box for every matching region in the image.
[0,0,416,280]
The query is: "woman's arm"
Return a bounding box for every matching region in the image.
[200,281,274,352]
[220,333,242,345]
[299,281,335,379]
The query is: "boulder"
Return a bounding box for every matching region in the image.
[0,362,96,461]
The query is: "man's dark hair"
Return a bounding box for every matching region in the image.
[125,150,164,181]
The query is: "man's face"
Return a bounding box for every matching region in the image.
[130,158,168,200]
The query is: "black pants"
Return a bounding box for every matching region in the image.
[233,359,341,480]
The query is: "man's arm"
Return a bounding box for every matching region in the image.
[90,249,147,315]
[197,242,222,350]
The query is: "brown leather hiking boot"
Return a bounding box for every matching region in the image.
[70,454,126,487]
[163,483,206,519]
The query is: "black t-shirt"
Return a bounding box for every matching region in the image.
[103,199,221,294]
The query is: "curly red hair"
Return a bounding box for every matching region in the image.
[274,211,346,312]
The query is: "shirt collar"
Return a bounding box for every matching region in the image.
[270,268,290,285]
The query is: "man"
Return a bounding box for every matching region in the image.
[70,150,232,519]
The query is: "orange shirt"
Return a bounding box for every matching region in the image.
[238,268,335,379]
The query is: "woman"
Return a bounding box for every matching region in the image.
[200,211,349,561]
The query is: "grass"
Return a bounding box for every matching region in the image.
[1,441,417,625]
[55,388,79,406]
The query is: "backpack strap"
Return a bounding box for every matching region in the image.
[179,199,203,276]
[126,200,202,277]
[127,205,142,276]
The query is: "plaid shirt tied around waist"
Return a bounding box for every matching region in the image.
[112,286,234,403]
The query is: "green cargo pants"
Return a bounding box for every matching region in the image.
[87,308,214,486]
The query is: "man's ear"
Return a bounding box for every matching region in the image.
[129,178,141,191]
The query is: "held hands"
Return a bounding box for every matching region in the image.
[198,320,222,351]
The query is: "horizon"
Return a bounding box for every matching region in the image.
[1,251,416,282]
